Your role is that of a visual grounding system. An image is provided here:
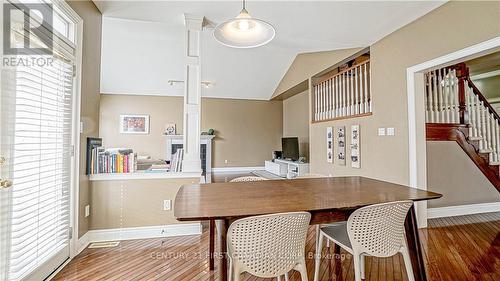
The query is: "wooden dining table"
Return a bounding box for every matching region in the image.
[174,176,442,281]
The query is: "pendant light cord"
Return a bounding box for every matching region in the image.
[243,0,246,10]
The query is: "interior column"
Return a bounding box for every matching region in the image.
[182,14,203,172]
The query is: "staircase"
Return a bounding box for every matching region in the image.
[425,63,500,192]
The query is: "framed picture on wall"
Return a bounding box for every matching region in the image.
[337,126,346,165]
[351,125,360,168]
[327,126,333,163]
[119,114,150,134]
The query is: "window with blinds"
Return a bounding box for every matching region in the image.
[0,1,77,280]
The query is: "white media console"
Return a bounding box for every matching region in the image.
[265,159,310,178]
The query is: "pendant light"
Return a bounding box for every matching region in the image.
[213,0,276,48]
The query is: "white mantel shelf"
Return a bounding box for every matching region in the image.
[89,171,202,181]
[162,134,215,139]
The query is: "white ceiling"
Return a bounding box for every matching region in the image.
[94,0,445,100]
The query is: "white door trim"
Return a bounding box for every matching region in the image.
[406,36,500,228]
[54,0,84,259]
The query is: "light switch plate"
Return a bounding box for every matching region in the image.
[80,121,84,133]
[378,128,386,136]
[387,127,395,136]
[163,199,171,211]
[85,205,90,217]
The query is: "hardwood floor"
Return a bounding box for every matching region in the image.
[54,212,500,281]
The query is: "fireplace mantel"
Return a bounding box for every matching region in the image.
[164,134,215,182]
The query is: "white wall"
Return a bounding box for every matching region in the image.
[100,17,185,96]
[99,17,296,100]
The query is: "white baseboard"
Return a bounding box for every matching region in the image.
[74,223,201,254]
[427,202,500,219]
[212,166,265,172]
[76,232,90,255]
[86,223,202,243]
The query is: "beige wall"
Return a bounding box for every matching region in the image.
[99,94,283,167]
[311,1,500,188]
[68,0,102,238]
[90,178,199,229]
[474,75,500,99]
[426,141,499,208]
[283,91,310,159]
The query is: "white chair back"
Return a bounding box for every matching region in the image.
[227,212,311,279]
[229,176,267,182]
[347,200,413,257]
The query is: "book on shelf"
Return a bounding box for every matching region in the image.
[90,146,137,174]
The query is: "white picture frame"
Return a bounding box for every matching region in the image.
[337,126,346,165]
[327,126,333,163]
[119,114,150,134]
[351,125,360,168]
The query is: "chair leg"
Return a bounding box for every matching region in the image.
[297,258,309,281]
[285,272,289,281]
[314,232,324,281]
[278,276,282,281]
[360,254,365,279]
[401,247,416,281]
[233,268,241,281]
[228,257,232,281]
[353,253,362,281]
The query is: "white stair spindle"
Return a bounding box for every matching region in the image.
[437,69,445,122]
[426,73,437,123]
[476,94,483,142]
[466,84,474,137]
[350,69,354,115]
[345,72,350,116]
[328,79,332,119]
[318,83,322,120]
[495,119,500,162]
[431,70,438,123]
[487,108,493,151]
[480,100,487,150]
[314,85,318,121]
[343,72,346,116]
[360,64,366,114]
[453,70,460,122]
[490,113,497,162]
[336,76,339,118]
[352,67,359,114]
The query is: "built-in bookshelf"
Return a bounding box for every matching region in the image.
[89,147,137,174]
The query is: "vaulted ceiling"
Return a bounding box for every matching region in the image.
[94,1,445,100]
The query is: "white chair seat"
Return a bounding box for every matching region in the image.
[320,222,352,254]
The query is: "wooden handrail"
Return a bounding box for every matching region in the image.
[313,59,370,86]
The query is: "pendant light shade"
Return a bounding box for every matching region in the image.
[213,1,275,48]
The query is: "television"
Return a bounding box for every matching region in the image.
[282,137,299,161]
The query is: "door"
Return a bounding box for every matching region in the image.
[0,2,79,280]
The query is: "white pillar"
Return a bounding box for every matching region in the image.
[182,14,203,173]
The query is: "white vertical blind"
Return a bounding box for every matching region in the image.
[1,2,76,279]
[6,58,73,280]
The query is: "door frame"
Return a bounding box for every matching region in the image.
[53,0,84,260]
[406,36,500,227]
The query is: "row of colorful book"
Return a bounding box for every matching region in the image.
[90,147,137,174]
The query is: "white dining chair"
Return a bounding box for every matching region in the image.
[227,212,311,281]
[313,200,415,281]
[229,176,267,182]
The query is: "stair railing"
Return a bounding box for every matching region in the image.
[312,59,372,122]
[425,62,500,163]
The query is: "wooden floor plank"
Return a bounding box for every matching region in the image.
[54,212,500,281]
